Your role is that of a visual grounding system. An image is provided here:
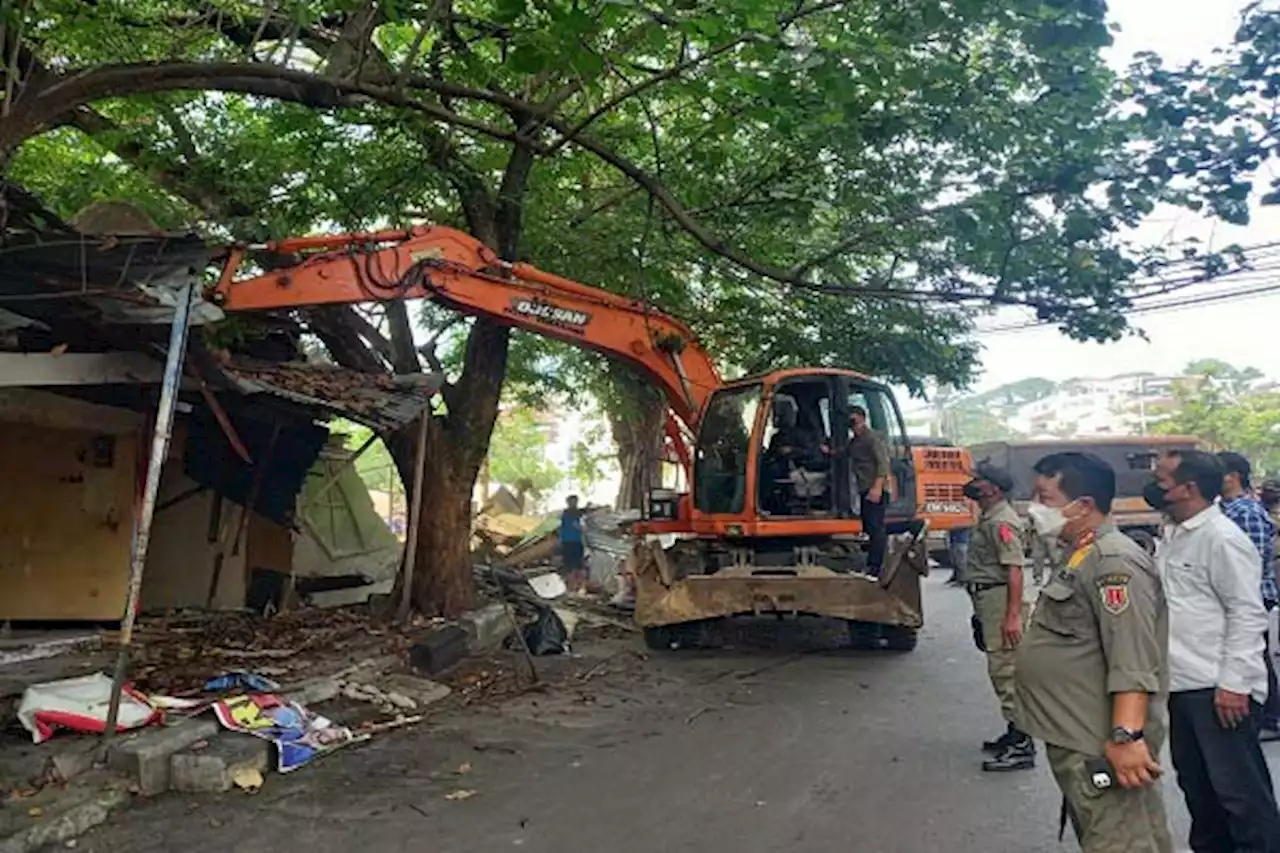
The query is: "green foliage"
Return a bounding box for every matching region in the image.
[1154,371,1280,475]
[944,404,1027,448]
[567,422,612,494]
[13,0,1280,500]
[931,377,1055,445]
[966,378,1059,410]
[338,422,399,493]
[13,0,1272,353]
[488,408,564,501]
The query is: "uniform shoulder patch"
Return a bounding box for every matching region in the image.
[998,523,1015,544]
[1097,572,1131,615]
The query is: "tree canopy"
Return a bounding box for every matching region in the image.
[1155,361,1280,475]
[8,0,1280,612]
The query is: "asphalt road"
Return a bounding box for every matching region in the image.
[86,576,1280,853]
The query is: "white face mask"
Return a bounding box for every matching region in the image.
[1027,502,1068,538]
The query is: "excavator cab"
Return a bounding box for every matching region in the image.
[636,369,929,652]
[681,369,916,528]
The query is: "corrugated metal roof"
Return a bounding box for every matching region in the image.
[0,182,221,327]
[221,360,443,432]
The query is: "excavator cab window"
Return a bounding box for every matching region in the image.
[693,383,762,514]
[757,380,835,517]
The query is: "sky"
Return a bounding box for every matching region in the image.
[970,0,1280,392]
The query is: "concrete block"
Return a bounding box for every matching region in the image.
[459,602,512,652]
[170,735,269,794]
[107,718,220,796]
[47,741,97,784]
[377,674,452,709]
[409,625,469,675]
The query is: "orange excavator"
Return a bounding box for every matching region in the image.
[211,225,936,651]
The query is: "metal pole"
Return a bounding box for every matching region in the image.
[102,281,195,742]
[398,415,430,626]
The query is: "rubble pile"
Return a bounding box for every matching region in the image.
[116,607,410,696]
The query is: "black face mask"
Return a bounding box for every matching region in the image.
[963,480,985,501]
[1143,480,1170,511]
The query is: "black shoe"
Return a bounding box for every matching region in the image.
[982,740,1035,772]
[982,729,1014,754]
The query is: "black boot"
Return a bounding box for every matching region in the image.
[982,723,1015,754]
[982,734,1035,772]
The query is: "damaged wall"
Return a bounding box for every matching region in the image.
[0,391,139,620]
[142,471,247,612]
[142,469,294,613]
[292,439,401,607]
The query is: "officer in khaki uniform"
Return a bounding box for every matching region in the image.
[963,463,1034,771]
[1017,451,1172,853]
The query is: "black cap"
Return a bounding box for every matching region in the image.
[1218,451,1252,486]
[972,462,1015,494]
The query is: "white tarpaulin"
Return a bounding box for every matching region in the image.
[17,673,158,743]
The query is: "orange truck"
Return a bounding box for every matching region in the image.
[213,225,940,652]
[910,436,978,563]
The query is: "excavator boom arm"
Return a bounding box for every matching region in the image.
[211,225,721,431]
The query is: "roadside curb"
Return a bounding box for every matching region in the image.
[0,777,129,853]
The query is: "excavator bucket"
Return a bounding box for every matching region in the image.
[632,533,929,647]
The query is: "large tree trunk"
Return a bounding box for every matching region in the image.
[604,365,667,511]
[386,318,510,617]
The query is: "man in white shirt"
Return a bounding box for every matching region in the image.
[1149,450,1280,852]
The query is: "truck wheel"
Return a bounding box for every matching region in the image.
[883,626,919,652]
[644,621,713,650]
[1125,529,1157,555]
[847,620,881,650]
[644,625,677,650]
[848,621,918,652]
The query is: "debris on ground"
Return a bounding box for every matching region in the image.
[17,674,159,744]
[202,672,280,694]
[211,694,354,773]
[118,607,409,696]
[445,789,478,801]
[229,766,263,793]
[517,609,571,657]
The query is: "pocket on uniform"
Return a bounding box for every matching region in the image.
[1035,581,1087,638]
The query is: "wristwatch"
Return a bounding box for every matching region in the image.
[1110,726,1145,744]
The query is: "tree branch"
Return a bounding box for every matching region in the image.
[4,60,539,156]
[547,0,850,152]
[385,300,422,374]
[68,104,256,220]
[395,0,447,93]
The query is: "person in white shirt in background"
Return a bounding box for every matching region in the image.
[1147,450,1280,853]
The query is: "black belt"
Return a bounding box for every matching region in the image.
[967,582,1007,593]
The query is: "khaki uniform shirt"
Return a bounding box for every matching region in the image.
[964,500,1025,585]
[848,429,891,494]
[1015,524,1169,756]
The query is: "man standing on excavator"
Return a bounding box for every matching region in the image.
[848,405,892,577]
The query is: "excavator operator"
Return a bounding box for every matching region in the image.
[762,396,825,515]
